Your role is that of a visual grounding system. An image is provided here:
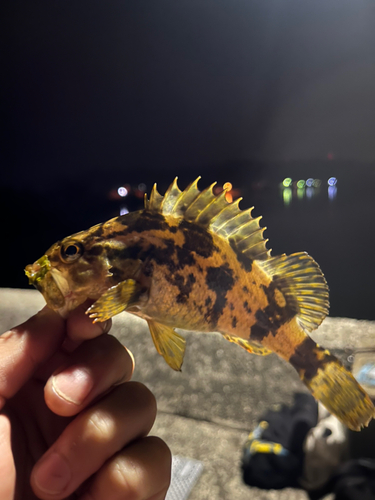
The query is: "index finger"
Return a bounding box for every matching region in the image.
[0,307,65,410]
[62,301,111,352]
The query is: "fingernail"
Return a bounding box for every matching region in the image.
[52,367,94,405]
[33,451,71,495]
[100,319,112,334]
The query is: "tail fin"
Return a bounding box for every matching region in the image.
[289,337,375,431]
[257,252,374,430]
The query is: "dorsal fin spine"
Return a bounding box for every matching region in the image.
[217,207,254,233]
[244,239,269,254]
[184,182,217,221]
[195,189,228,225]
[171,177,201,215]
[147,183,163,212]
[210,198,242,231]
[160,177,182,214]
[238,229,267,252]
[231,218,263,239]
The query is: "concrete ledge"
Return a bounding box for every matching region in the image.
[2,288,375,499]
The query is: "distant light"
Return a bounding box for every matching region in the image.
[118,186,128,197]
[283,188,292,206]
[223,182,233,203]
[328,186,337,200]
[297,187,304,199]
[120,207,129,215]
[306,178,314,187]
[312,179,321,188]
[138,183,146,192]
[327,177,337,186]
[282,177,292,188]
[297,180,305,189]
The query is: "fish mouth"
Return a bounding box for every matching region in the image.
[25,255,51,287]
[45,268,76,317]
[50,269,90,318]
[25,256,74,316]
[50,268,71,298]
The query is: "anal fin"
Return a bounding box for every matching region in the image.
[223,334,272,356]
[148,320,186,371]
[87,279,142,322]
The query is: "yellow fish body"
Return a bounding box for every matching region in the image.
[25,178,375,430]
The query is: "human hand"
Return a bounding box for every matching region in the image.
[0,304,171,500]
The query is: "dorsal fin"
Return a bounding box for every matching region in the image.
[257,252,329,332]
[144,177,271,260]
[144,183,164,212]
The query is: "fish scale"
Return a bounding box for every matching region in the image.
[25,177,375,431]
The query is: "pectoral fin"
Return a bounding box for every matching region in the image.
[87,279,142,322]
[147,320,186,371]
[223,334,272,356]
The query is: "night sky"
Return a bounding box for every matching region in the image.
[3,0,375,191]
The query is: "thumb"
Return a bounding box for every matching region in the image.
[0,307,65,410]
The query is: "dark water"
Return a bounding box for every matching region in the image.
[2,163,375,320]
[256,172,375,321]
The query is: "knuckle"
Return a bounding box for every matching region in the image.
[108,458,141,500]
[84,410,116,443]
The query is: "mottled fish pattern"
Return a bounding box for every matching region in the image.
[25,178,375,430]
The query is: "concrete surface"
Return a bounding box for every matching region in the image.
[1,288,375,499]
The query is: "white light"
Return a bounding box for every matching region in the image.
[328,177,337,186]
[306,187,314,199]
[328,186,337,200]
[120,207,129,215]
[118,186,128,197]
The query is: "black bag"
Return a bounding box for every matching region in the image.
[334,459,375,500]
[242,393,318,489]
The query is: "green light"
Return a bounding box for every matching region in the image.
[282,177,292,188]
[297,180,305,189]
[283,187,292,205]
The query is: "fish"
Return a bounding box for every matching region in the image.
[25,177,375,431]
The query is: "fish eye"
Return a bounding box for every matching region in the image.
[60,242,83,263]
